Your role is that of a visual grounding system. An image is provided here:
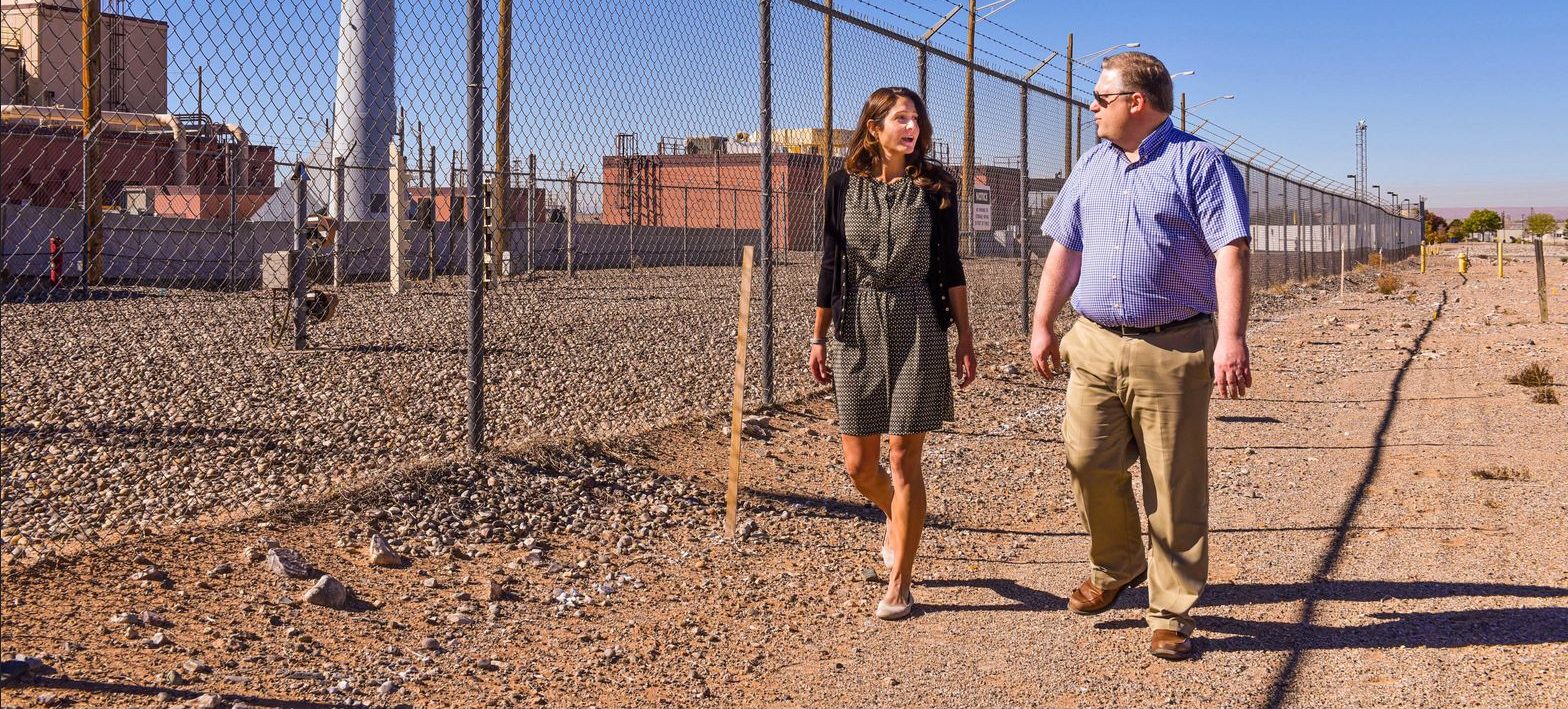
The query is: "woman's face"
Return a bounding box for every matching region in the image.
[871,96,920,159]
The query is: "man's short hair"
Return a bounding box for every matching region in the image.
[1101,52,1174,114]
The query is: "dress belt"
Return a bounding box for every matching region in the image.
[1087,312,1212,336]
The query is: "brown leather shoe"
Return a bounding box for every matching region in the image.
[1066,569,1147,615]
[1150,629,1194,660]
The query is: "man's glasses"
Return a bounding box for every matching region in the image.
[1093,91,1136,107]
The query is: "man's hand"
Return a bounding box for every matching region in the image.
[1213,335,1251,398]
[1030,325,1062,379]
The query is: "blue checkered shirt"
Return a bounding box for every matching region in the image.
[1042,118,1250,328]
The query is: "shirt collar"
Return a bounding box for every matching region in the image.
[1123,118,1177,164]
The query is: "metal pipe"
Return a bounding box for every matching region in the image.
[961,0,976,251]
[464,0,485,453]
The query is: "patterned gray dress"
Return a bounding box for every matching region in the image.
[832,176,954,436]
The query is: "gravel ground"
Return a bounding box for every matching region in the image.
[3,244,1566,708]
[0,257,1043,558]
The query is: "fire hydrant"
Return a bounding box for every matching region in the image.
[1457,252,1470,273]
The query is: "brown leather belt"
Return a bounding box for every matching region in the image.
[1088,312,1212,336]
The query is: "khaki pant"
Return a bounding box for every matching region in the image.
[1061,317,1215,635]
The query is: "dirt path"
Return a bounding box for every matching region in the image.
[3,247,1565,708]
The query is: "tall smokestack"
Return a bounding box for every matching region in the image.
[331,0,396,220]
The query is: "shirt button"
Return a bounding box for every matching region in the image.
[1122,190,1130,196]
[1110,275,1118,280]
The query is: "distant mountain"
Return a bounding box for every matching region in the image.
[1430,206,1567,221]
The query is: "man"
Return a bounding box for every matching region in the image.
[1030,51,1252,660]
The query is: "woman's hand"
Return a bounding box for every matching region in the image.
[809,343,833,384]
[954,336,977,388]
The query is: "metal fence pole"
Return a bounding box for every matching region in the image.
[290,164,309,350]
[1063,33,1074,178]
[227,142,238,290]
[464,0,485,454]
[759,0,775,407]
[333,157,345,286]
[731,189,739,266]
[567,173,577,277]
[1261,171,1271,286]
[1018,81,1030,332]
[526,152,536,274]
[916,44,927,100]
[429,146,438,279]
[682,186,690,267]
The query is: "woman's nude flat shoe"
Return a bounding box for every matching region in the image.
[874,590,915,621]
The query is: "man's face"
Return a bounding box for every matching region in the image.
[1090,69,1137,142]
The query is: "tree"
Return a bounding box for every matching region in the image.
[1448,219,1470,241]
[1465,209,1504,238]
[1525,212,1559,237]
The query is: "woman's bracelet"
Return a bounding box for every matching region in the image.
[810,337,828,347]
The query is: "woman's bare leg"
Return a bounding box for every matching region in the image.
[885,432,927,604]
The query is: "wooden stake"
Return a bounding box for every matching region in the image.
[1536,236,1549,324]
[727,246,755,538]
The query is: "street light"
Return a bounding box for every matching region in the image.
[1084,41,1140,62]
[1181,93,1233,132]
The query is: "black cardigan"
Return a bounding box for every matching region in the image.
[815,169,967,342]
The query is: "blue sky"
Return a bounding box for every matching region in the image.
[127,0,1564,212]
[940,0,1568,210]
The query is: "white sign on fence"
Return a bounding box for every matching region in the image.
[971,180,991,233]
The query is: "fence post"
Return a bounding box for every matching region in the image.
[227,142,238,290]
[1261,171,1271,287]
[333,157,345,286]
[1535,236,1549,323]
[731,190,739,267]
[429,146,438,279]
[290,164,309,350]
[682,186,690,267]
[758,0,775,407]
[388,141,409,294]
[526,152,536,274]
[1018,81,1030,332]
[464,0,486,454]
[567,173,578,277]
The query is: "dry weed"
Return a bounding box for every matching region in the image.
[1470,466,1529,481]
[1506,363,1555,387]
[1375,273,1402,295]
[1533,387,1560,405]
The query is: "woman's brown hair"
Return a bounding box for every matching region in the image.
[844,87,955,208]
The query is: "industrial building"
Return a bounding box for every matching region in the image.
[0,0,276,218]
[601,130,1063,254]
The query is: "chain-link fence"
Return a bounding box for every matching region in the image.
[1,0,1421,568]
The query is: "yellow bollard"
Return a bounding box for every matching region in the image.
[1497,235,1504,277]
[1458,252,1469,273]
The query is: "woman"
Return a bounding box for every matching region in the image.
[809,86,977,621]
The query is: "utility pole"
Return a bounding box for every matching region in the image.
[493,0,512,283]
[821,0,833,189]
[81,0,103,287]
[961,0,976,251]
